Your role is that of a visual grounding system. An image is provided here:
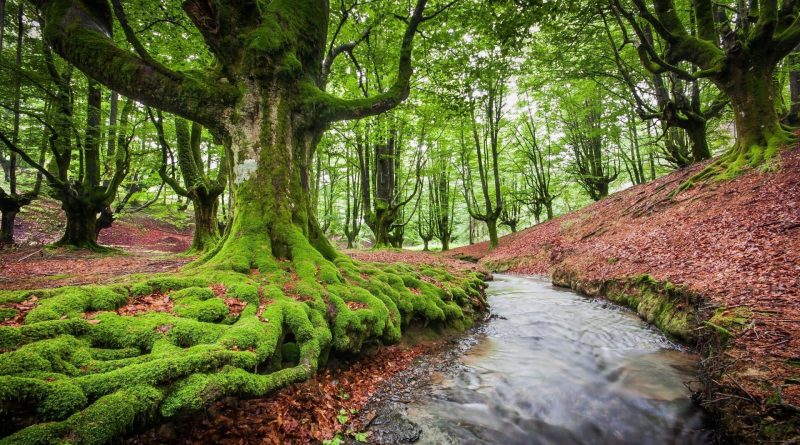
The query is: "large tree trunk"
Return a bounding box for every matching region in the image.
[199,83,336,275]
[685,120,711,162]
[721,65,787,164]
[369,210,394,248]
[58,201,99,248]
[191,192,220,252]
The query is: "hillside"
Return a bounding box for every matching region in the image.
[449,147,800,442]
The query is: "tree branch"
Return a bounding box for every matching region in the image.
[318,0,429,122]
[0,130,63,187]
[31,0,238,135]
[147,108,190,197]
[110,0,182,82]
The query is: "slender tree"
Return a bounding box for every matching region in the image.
[150,110,227,252]
[459,81,505,248]
[515,107,556,220]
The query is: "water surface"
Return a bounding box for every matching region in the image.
[406,275,711,445]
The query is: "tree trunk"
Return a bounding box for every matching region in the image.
[0,205,19,245]
[439,235,449,251]
[722,66,786,162]
[370,211,393,248]
[545,202,554,220]
[789,50,800,125]
[95,205,113,236]
[685,121,711,162]
[199,83,337,274]
[58,202,99,248]
[191,193,220,252]
[486,218,499,249]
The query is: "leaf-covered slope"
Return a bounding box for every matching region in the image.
[450,146,800,442]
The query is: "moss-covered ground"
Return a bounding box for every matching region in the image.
[0,255,487,444]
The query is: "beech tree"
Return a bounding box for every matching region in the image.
[149,111,227,252]
[1,36,134,248]
[29,0,438,265]
[602,15,727,166]
[612,0,800,178]
[459,79,505,248]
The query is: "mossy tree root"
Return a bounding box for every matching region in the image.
[672,129,794,197]
[0,254,486,444]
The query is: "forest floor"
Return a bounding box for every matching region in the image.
[449,145,800,442]
[0,202,487,444]
[0,199,193,290]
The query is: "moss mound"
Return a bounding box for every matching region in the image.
[0,256,487,444]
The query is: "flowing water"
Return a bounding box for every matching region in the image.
[404,275,712,445]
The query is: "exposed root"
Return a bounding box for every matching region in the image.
[671,130,794,198]
[0,250,487,443]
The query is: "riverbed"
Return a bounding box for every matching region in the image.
[370,274,713,445]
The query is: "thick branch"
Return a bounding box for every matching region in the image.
[32,0,238,135]
[318,0,429,122]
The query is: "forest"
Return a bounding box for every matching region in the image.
[0,0,798,444]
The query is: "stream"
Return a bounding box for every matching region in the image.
[386,274,713,444]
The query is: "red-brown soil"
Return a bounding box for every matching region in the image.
[449,146,800,440]
[127,340,441,445]
[0,199,193,290]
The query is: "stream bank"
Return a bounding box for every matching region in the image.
[352,275,713,444]
[448,148,800,443]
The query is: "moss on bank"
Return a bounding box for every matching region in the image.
[549,267,799,443]
[551,269,699,343]
[0,257,487,444]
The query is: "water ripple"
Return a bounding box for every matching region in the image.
[407,275,712,445]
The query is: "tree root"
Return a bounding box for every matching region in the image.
[0,253,487,444]
[670,130,794,198]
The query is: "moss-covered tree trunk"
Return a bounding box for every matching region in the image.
[191,192,220,252]
[486,218,499,249]
[199,78,334,272]
[722,66,785,160]
[440,236,450,251]
[58,199,100,248]
[685,120,711,162]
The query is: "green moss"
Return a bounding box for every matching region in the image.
[0,307,17,321]
[174,298,229,323]
[0,247,487,443]
[704,306,752,341]
[25,286,128,324]
[603,275,697,343]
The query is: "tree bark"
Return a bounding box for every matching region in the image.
[58,200,99,248]
[0,207,17,245]
[191,193,220,253]
[724,66,784,153]
[486,218,499,249]
[685,120,711,162]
